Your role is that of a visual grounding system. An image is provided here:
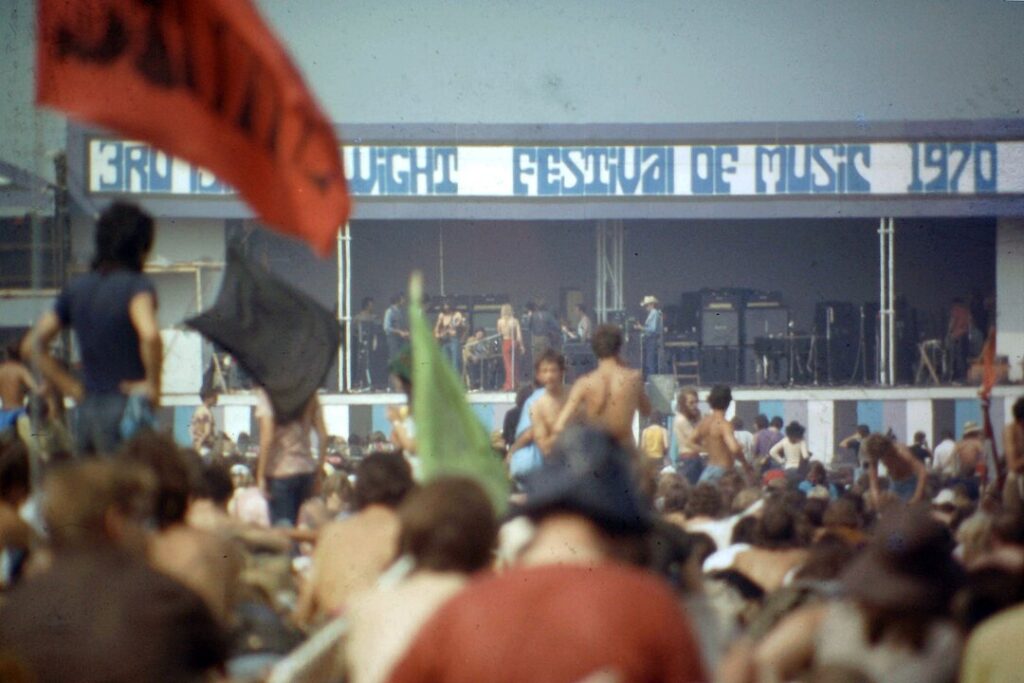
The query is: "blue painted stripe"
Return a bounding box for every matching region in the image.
[472,404,495,433]
[954,399,982,438]
[856,401,884,434]
[371,405,392,436]
[759,401,785,422]
[173,406,193,447]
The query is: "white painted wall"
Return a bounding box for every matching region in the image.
[806,400,833,464]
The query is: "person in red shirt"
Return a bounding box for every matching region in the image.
[387,426,707,683]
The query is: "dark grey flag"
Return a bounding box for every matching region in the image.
[186,246,339,423]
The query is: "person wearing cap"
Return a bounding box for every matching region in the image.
[636,295,663,379]
[954,421,985,481]
[386,427,706,683]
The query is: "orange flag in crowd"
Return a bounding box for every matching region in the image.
[980,328,998,399]
[36,0,349,255]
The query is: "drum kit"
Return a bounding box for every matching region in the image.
[751,333,818,386]
[465,333,502,390]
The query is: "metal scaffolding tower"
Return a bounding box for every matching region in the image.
[878,217,896,386]
[595,219,624,324]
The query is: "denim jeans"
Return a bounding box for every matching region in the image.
[267,473,315,526]
[443,338,462,374]
[74,393,128,456]
[677,456,704,485]
[642,336,660,378]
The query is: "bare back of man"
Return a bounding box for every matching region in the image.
[695,412,741,472]
[0,360,36,411]
[555,358,650,448]
[955,438,985,477]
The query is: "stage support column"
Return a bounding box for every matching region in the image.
[878,218,896,386]
[997,218,1024,382]
[595,219,623,324]
[338,224,352,392]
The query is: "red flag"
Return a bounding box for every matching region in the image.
[36,0,349,255]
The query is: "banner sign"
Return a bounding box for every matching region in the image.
[90,139,1024,199]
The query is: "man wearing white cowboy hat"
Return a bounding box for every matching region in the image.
[637,295,662,379]
[954,420,986,480]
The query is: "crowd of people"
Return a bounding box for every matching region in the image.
[1,203,1023,682]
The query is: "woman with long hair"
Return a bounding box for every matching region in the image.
[496,304,524,392]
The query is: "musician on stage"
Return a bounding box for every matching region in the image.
[497,304,525,391]
[637,295,663,380]
[463,329,500,390]
[434,298,467,375]
[353,297,379,390]
[561,303,594,344]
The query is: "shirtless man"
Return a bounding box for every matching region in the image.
[528,349,567,457]
[673,387,703,484]
[862,433,928,504]
[954,421,986,479]
[553,325,651,450]
[434,299,466,374]
[0,344,38,431]
[692,384,754,485]
[1003,397,1024,511]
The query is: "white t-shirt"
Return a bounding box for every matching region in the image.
[734,430,755,464]
[932,438,958,476]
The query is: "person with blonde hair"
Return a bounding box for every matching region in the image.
[496,303,524,391]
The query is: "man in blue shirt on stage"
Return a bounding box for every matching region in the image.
[638,295,663,380]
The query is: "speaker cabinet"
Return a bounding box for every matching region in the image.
[701,310,740,347]
[700,346,741,385]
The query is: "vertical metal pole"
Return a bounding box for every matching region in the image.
[338,226,352,392]
[888,218,896,386]
[878,218,887,385]
[345,224,352,392]
[194,268,202,315]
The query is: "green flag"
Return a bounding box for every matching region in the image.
[408,273,509,514]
